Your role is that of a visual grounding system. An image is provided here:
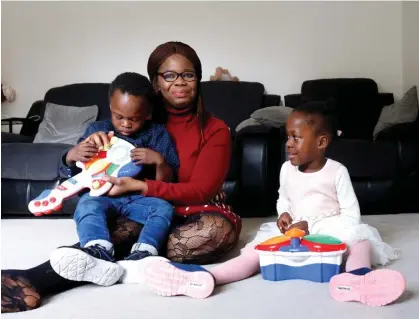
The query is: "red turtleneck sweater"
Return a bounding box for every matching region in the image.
[145,112,231,206]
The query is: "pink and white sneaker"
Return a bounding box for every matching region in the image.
[329,269,406,306]
[145,260,215,299]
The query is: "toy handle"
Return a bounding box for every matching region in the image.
[28,174,87,216]
[285,228,305,238]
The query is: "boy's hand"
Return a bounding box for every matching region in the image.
[288,220,309,235]
[131,148,164,166]
[84,131,114,150]
[66,141,98,166]
[277,212,292,234]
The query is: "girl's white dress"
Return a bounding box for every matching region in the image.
[247,159,398,266]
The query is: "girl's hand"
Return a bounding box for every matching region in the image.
[277,212,292,234]
[288,220,309,235]
[104,176,148,196]
[131,148,164,166]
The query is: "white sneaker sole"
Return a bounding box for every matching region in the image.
[50,247,123,286]
[118,256,169,284]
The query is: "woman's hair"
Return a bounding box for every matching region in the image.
[294,100,339,139]
[147,41,209,132]
[109,72,156,113]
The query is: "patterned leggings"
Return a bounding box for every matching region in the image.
[1,213,239,313]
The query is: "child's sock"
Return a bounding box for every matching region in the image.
[209,248,260,285]
[345,240,371,272]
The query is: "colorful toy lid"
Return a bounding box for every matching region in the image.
[255,229,346,253]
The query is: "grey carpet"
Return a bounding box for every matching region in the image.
[2,214,419,318]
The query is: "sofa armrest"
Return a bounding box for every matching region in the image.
[18,100,45,137]
[1,132,34,143]
[1,117,26,122]
[1,142,73,180]
[234,125,283,217]
[375,121,419,144]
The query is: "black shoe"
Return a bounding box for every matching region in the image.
[124,250,153,261]
[79,245,116,262]
[50,245,123,286]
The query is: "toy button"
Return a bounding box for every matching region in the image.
[285,228,305,238]
[279,233,309,253]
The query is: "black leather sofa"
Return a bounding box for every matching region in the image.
[1,81,281,218]
[283,78,419,215]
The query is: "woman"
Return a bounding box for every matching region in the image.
[1,41,242,313]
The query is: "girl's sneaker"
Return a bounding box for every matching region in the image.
[329,269,406,306]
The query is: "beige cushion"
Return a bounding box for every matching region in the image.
[373,86,418,139]
[251,106,293,128]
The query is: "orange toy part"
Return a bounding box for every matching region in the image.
[259,236,290,245]
[84,151,108,170]
[85,158,111,176]
[285,228,305,238]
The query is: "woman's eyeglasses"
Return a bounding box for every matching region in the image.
[158,71,197,82]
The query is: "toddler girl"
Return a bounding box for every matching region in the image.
[143,102,406,306]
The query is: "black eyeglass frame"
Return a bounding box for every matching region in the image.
[157,71,197,82]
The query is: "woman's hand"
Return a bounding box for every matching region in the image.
[288,220,309,235]
[131,148,164,166]
[104,176,148,197]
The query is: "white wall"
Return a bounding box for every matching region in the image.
[402,1,419,92]
[1,1,403,119]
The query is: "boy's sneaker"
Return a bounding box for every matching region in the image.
[329,269,406,306]
[50,245,123,286]
[145,260,215,299]
[124,250,153,261]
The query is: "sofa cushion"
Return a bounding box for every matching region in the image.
[251,106,293,128]
[34,103,98,145]
[301,79,383,140]
[325,139,398,179]
[373,86,418,139]
[201,81,265,135]
[1,143,72,180]
[44,83,110,121]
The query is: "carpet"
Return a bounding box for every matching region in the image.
[2,214,419,319]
